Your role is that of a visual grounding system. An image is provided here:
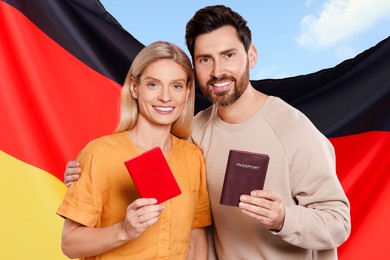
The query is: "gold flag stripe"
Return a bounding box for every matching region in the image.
[0,150,68,259]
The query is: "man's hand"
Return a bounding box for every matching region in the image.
[239,190,285,231]
[64,161,81,187]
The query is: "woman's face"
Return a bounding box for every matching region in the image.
[131,59,190,127]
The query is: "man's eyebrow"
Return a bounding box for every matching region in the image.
[195,48,238,59]
[195,53,212,60]
[220,48,238,56]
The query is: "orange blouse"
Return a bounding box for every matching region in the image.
[57,132,211,259]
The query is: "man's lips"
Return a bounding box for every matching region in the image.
[210,80,233,92]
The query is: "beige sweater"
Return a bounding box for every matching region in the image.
[191,96,351,260]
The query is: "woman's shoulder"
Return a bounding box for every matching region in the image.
[172,136,203,155]
[81,132,128,153]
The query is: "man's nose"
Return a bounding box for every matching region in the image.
[211,60,224,78]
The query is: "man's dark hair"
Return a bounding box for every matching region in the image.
[185,5,252,59]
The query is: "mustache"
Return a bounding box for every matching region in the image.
[207,75,235,86]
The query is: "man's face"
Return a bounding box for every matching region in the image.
[193,25,252,106]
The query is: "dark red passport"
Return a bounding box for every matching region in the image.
[124,147,181,204]
[220,150,270,207]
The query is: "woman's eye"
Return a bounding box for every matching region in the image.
[172,84,183,90]
[147,82,158,88]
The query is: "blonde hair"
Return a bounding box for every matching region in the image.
[114,41,195,139]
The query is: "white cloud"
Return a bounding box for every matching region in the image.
[305,0,318,7]
[297,0,390,49]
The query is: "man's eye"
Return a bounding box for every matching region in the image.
[226,53,234,58]
[199,57,209,63]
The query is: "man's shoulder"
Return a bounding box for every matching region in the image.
[193,105,214,126]
[266,97,326,141]
[266,96,311,125]
[191,105,215,145]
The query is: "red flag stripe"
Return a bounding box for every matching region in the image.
[0,1,121,180]
[330,131,390,259]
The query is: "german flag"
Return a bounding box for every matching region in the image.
[1,0,389,259]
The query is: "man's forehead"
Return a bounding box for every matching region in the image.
[194,27,243,56]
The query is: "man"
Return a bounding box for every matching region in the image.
[65,5,351,259]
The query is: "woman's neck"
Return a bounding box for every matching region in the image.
[127,122,172,155]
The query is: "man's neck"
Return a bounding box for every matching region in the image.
[217,85,268,124]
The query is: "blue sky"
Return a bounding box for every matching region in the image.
[99,0,390,80]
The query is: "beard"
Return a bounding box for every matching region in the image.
[200,63,250,107]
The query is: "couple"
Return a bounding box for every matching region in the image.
[59,5,351,259]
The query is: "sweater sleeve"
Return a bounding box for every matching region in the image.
[275,117,351,250]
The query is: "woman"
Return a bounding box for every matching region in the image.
[57,41,211,259]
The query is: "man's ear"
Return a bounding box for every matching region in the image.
[248,44,258,69]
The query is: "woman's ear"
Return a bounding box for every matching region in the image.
[129,77,138,99]
[248,44,258,69]
[185,88,190,102]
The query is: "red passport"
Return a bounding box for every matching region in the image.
[220,150,270,207]
[124,147,181,204]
